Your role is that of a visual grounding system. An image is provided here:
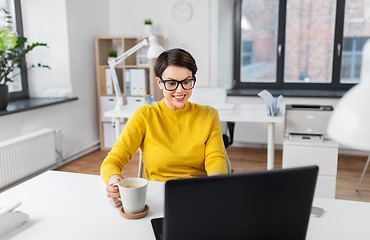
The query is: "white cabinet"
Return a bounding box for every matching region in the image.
[100,96,127,149]
[100,96,125,123]
[103,123,124,149]
[283,138,338,198]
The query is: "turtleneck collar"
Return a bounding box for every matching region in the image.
[159,98,191,114]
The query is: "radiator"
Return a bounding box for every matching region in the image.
[0,128,57,189]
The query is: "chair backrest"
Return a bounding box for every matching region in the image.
[189,86,227,105]
[137,148,232,178]
[224,146,232,174]
[137,149,144,178]
[189,86,230,147]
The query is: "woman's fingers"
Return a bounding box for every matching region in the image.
[109,197,122,207]
[106,184,118,193]
[106,175,124,206]
[106,182,122,206]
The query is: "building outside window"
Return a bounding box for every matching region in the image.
[341,37,369,83]
[284,0,336,84]
[241,41,253,66]
[239,1,278,83]
[234,0,370,94]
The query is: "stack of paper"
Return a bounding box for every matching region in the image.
[0,202,28,237]
[258,90,283,116]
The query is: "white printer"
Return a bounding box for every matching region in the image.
[283,104,338,198]
[284,104,334,140]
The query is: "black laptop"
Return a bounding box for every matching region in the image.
[151,166,318,240]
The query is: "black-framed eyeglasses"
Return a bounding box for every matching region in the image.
[159,77,196,91]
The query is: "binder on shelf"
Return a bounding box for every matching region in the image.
[124,68,148,96]
[136,69,147,95]
[105,68,113,95]
[130,69,138,95]
[125,69,131,95]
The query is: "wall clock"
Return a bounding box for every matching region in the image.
[172,1,193,23]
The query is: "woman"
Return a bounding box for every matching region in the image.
[101,48,226,206]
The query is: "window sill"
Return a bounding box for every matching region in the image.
[227,88,347,98]
[0,97,78,117]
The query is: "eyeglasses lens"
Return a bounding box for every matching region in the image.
[165,80,195,90]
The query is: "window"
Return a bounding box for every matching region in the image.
[241,41,253,66]
[1,0,28,100]
[233,0,370,94]
[284,0,336,84]
[239,0,278,84]
[341,0,370,84]
[341,37,368,83]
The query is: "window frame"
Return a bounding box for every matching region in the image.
[232,0,355,94]
[9,0,29,101]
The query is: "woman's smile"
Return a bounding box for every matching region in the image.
[173,94,186,101]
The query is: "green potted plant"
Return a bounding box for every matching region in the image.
[144,18,153,35]
[0,9,49,110]
[108,49,117,62]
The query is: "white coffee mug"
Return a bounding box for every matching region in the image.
[113,178,147,214]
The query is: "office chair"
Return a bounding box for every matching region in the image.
[222,122,235,148]
[137,148,233,178]
[356,155,370,192]
[189,86,235,148]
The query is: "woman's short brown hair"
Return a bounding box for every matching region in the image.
[154,48,198,78]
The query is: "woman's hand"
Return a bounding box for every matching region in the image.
[106,174,123,207]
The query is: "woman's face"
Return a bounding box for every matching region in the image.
[156,65,193,110]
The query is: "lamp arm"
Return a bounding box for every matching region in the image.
[110,38,149,66]
[107,38,149,111]
[108,64,123,103]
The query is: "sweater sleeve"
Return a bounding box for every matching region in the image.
[204,108,227,175]
[100,105,147,184]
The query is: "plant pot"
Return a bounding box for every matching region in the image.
[108,57,116,63]
[144,24,153,35]
[0,84,9,110]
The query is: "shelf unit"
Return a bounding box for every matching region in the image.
[95,35,164,150]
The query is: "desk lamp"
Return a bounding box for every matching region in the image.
[108,35,164,111]
[327,40,370,191]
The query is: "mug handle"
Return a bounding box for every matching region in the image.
[112,183,122,201]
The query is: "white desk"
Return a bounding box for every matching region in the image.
[105,103,283,170]
[1,171,370,239]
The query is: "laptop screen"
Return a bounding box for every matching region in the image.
[152,166,318,240]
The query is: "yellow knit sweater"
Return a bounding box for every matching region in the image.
[100,99,227,184]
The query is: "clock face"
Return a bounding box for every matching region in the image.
[172,1,193,23]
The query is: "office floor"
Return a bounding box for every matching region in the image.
[55,147,370,202]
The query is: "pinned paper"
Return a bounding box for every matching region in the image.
[258,90,283,116]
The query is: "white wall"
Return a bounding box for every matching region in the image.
[22,0,73,98]
[107,0,234,88]
[217,0,234,89]
[0,0,109,161]
[108,0,217,86]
